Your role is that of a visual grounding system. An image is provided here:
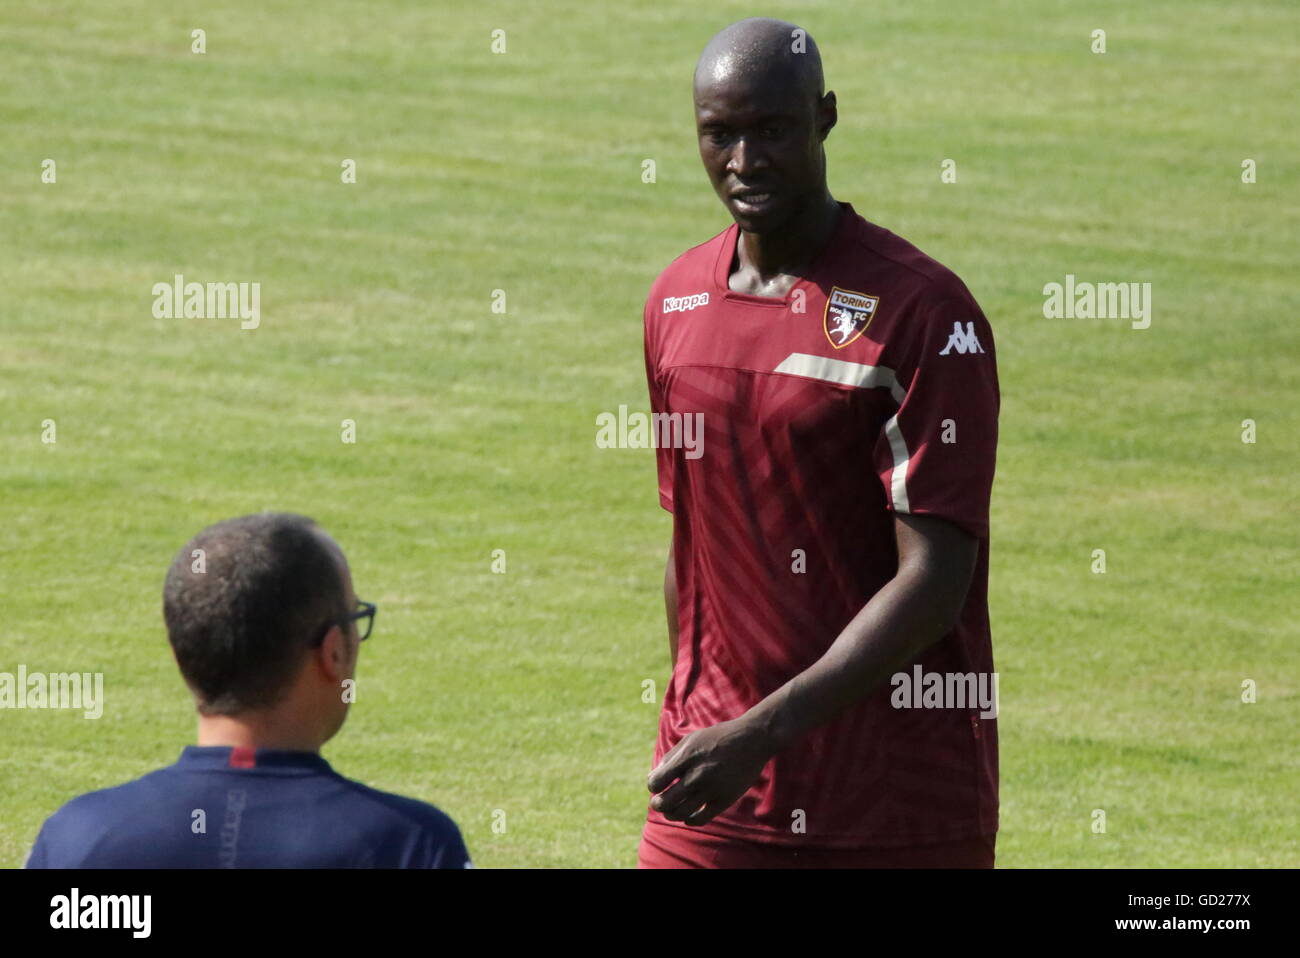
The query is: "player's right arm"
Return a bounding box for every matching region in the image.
[664,540,679,668]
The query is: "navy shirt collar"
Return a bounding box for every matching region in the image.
[177,745,334,774]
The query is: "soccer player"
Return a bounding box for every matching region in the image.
[639,18,1000,867]
[26,513,470,868]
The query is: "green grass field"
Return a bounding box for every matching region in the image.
[1,0,1296,867]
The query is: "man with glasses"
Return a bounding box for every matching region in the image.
[25,512,470,868]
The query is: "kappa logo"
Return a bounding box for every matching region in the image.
[663,292,709,313]
[823,287,879,348]
[938,321,985,355]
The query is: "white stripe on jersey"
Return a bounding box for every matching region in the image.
[772,352,911,513]
[772,352,906,403]
[883,413,911,514]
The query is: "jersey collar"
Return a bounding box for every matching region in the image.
[713,201,857,307]
[176,745,334,773]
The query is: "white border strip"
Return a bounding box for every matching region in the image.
[882,414,911,513]
[772,352,905,403]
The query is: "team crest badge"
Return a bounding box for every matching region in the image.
[823,287,879,349]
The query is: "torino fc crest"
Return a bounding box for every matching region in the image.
[823,287,879,348]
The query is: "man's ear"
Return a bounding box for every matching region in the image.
[316,625,350,684]
[818,90,838,140]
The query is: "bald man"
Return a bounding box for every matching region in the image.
[640,18,1000,868]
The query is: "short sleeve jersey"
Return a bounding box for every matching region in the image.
[643,203,999,847]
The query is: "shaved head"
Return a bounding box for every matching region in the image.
[692,18,837,239]
[694,17,824,108]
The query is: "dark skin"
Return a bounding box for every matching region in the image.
[648,20,981,826]
[694,43,841,296]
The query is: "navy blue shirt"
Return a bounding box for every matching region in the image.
[25,746,471,869]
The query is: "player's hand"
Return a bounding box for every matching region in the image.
[646,716,775,826]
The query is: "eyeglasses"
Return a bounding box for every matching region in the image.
[311,599,377,646]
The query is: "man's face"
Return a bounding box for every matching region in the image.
[694,69,829,235]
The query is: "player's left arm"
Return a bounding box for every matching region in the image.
[647,514,977,825]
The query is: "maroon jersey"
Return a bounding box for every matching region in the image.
[643,203,999,848]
